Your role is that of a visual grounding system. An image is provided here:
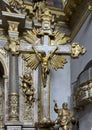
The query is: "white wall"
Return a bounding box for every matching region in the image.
[72,14,92,82]
[71,14,92,130]
[50,56,71,120]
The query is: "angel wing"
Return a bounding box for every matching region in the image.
[50,55,67,70]
[22,53,41,70]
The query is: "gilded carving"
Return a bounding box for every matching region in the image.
[22,46,67,87]
[32,0,46,18]
[4,21,20,55]
[8,0,26,13]
[71,43,86,58]
[24,8,70,45]
[8,21,19,32]
[38,8,54,36]
[23,29,39,45]
[21,73,36,106]
[54,100,77,130]
[8,93,19,121]
[4,37,20,55]
[23,103,34,122]
[54,31,70,45]
[0,48,6,55]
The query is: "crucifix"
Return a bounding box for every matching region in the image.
[20,8,86,127]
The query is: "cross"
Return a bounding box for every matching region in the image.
[20,37,85,126]
[19,8,86,126]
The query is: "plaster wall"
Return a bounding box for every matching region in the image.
[71,14,92,130]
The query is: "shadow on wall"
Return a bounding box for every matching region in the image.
[0,62,4,78]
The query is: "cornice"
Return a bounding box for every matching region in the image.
[64,0,92,40]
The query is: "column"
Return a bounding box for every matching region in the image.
[7,21,20,121]
[8,54,19,121]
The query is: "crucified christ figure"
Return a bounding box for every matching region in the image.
[32,46,58,87]
[22,46,67,87]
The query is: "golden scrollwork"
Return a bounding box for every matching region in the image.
[71,43,86,58]
[21,73,36,106]
[4,37,20,55]
[54,100,77,130]
[9,93,19,121]
[22,46,67,87]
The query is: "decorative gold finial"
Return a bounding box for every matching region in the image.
[71,43,86,58]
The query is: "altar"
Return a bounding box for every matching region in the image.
[0,0,91,130]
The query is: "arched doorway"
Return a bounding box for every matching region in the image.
[0,62,4,128]
[0,54,8,129]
